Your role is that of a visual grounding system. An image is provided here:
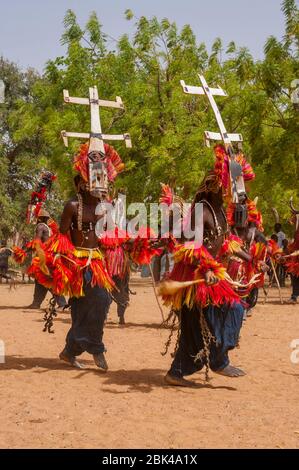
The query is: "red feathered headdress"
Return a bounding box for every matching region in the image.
[159,184,174,206]
[213,144,255,196]
[247,199,263,231]
[73,143,125,183]
[226,198,263,231]
[26,171,56,223]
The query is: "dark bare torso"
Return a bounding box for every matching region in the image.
[187,195,227,258]
[202,205,227,258]
[60,195,103,248]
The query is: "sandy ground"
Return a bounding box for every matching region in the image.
[0,276,299,449]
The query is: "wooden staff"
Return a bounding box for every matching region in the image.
[270,257,284,304]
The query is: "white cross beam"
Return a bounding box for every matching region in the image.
[180,75,243,147]
[181,74,245,203]
[61,86,132,152]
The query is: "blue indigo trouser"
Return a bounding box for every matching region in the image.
[66,276,110,356]
[169,303,244,378]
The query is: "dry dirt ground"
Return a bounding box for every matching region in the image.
[0,276,298,449]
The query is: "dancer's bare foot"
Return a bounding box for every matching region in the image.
[93,353,108,372]
[59,349,85,369]
[246,308,253,317]
[26,304,42,310]
[164,373,201,388]
[214,365,246,377]
[286,297,297,304]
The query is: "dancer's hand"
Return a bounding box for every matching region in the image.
[205,270,218,285]
[259,261,269,272]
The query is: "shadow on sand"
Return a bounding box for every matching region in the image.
[32,315,169,331]
[0,356,237,393]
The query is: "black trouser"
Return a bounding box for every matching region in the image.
[277,264,286,287]
[65,276,110,356]
[32,281,66,308]
[246,287,259,310]
[0,266,9,283]
[291,275,299,299]
[111,273,130,317]
[152,256,161,282]
[169,303,244,378]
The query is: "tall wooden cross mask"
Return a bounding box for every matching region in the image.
[180,74,245,203]
[61,85,132,153]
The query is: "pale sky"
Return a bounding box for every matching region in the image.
[0,0,289,71]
